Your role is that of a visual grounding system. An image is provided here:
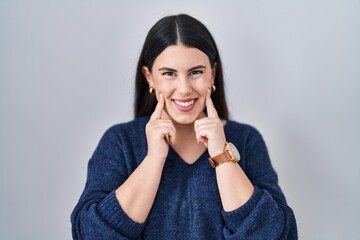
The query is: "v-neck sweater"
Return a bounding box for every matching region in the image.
[71,116,297,239]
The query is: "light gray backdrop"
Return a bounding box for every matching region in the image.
[1,0,359,239]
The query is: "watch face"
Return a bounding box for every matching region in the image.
[228,143,240,161]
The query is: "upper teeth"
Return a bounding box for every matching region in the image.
[175,100,194,107]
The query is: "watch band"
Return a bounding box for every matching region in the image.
[208,142,240,168]
[208,150,232,168]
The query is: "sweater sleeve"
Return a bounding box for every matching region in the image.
[221,126,298,240]
[71,126,146,240]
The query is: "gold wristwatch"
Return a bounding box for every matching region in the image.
[208,142,240,168]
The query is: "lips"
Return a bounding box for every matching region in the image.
[172,98,197,112]
[174,99,194,107]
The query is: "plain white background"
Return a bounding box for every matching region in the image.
[1,0,359,239]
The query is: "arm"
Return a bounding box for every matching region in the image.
[71,93,173,239]
[215,162,254,211]
[220,128,298,240]
[116,92,175,223]
[194,89,297,239]
[71,127,145,240]
[194,89,255,212]
[115,155,164,223]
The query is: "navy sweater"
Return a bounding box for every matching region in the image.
[71,116,297,239]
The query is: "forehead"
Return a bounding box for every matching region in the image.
[153,44,210,70]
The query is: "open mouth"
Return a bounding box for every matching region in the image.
[172,98,197,112]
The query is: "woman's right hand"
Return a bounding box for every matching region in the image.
[145,92,176,163]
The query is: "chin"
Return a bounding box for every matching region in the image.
[172,116,197,125]
[168,110,204,125]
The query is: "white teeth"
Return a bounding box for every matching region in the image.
[174,100,194,107]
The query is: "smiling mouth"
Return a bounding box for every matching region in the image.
[172,98,197,112]
[174,99,195,107]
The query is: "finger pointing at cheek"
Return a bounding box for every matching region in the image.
[146,92,176,162]
[150,92,165,121]
[206,88,218,118]
[194,88,226,157]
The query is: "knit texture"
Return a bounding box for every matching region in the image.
[71,116,297,239]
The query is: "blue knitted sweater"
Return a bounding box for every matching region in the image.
[71,116,297,239]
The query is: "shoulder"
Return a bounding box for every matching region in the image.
[97,116,150,147]
[104,116,150,137]
[224,120,270,171]
[224,120,263,142]
[224,120,267,155]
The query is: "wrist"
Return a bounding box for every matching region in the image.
[208,142,240,168]
[209,140,227,158]
[145,154,166,166]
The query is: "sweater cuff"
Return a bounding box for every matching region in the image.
[97,190,145,239]
[221,186,262,231]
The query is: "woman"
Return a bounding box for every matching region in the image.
[71,14,297,239]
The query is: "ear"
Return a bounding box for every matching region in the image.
[142,66,154,87]
[211,62,218,84]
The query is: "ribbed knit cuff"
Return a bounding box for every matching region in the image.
[221,186,262,231]
[98,190,145,239]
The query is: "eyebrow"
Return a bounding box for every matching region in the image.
[158,65,207,72]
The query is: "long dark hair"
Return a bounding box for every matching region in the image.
[134,14,229,120]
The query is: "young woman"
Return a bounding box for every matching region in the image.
[71,14,297,239]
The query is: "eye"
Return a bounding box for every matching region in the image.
[162,71,176,77]
[189,70,203,76]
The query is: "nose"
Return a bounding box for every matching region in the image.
[177,76,192,95]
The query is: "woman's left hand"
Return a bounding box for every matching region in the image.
[194,88,226,158]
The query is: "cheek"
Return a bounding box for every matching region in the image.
[197,76,212,90]
[195,88,208,109]
[160,89,174,102]
[196,82,211,98]
[196,83,210,108]
[156,88,174,108]
[153,78,173,94]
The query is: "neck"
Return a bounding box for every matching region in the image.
[173,121,196,140]
[168,113,208,163]
[173,112,207,142]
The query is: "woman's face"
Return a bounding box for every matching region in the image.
[143,44,217,125]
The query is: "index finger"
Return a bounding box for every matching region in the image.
[150,92,165,121]
[206,88,218,118]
